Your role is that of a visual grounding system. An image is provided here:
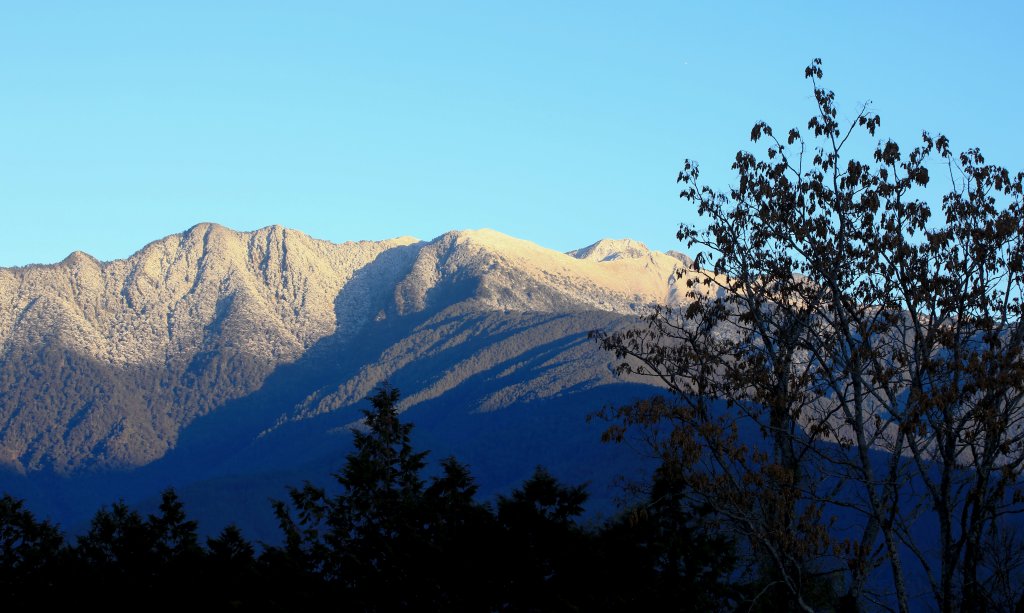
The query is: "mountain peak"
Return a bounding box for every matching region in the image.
[435,228,512,243]
[61,250,100,266]
[567,238,651,262]
[184,221,226,234]
[665,250,694,267]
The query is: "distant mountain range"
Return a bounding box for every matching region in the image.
[0,224,691,537]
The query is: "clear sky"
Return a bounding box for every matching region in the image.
[2,1,1021,266]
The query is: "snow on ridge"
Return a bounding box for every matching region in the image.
[567,238,651,262]
[405,229,685,315]
[0,225,697,367]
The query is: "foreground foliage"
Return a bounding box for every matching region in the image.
[0,384,740,611]
[596,59,1024,612]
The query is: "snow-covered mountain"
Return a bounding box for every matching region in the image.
[0,224,690,534]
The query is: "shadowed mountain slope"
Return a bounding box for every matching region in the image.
[0,224,687,533]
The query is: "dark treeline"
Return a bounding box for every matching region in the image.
[1,384,827,611]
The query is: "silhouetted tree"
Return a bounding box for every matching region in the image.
[74,489,203,606]
[596,58,1024,612]
[330,382,431,606]
[495,466,593,611]
[270,383,432,608]
[208,523,256,567]
[204,524,261,608]
[0,380,751,611]
[77,501,151,576]
[596,459,738,612]
[148,488,202,568]
[263,380,749,609]
[419,456,503,611]
[0,493,65,601]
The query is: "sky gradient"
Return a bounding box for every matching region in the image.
[2,1,1022,266]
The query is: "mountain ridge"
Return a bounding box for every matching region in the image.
[0,224,689,477]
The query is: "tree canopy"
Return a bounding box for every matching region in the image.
[596,58,1024,612]
[0,384,742,609]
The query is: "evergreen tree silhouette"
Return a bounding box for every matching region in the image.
[75,500,155,604]
[148,488,201,566]
[205,524,260,608]
[420,456,502,611]
[74,489,202,607]
[596,460,738,611]
[328,382,429,607]
[496,466,592,611]
[270,382,431,608]
[0,494,65,603]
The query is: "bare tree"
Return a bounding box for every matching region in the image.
[596,59,1024,613]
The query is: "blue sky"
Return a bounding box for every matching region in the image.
[2,1,1021,266]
